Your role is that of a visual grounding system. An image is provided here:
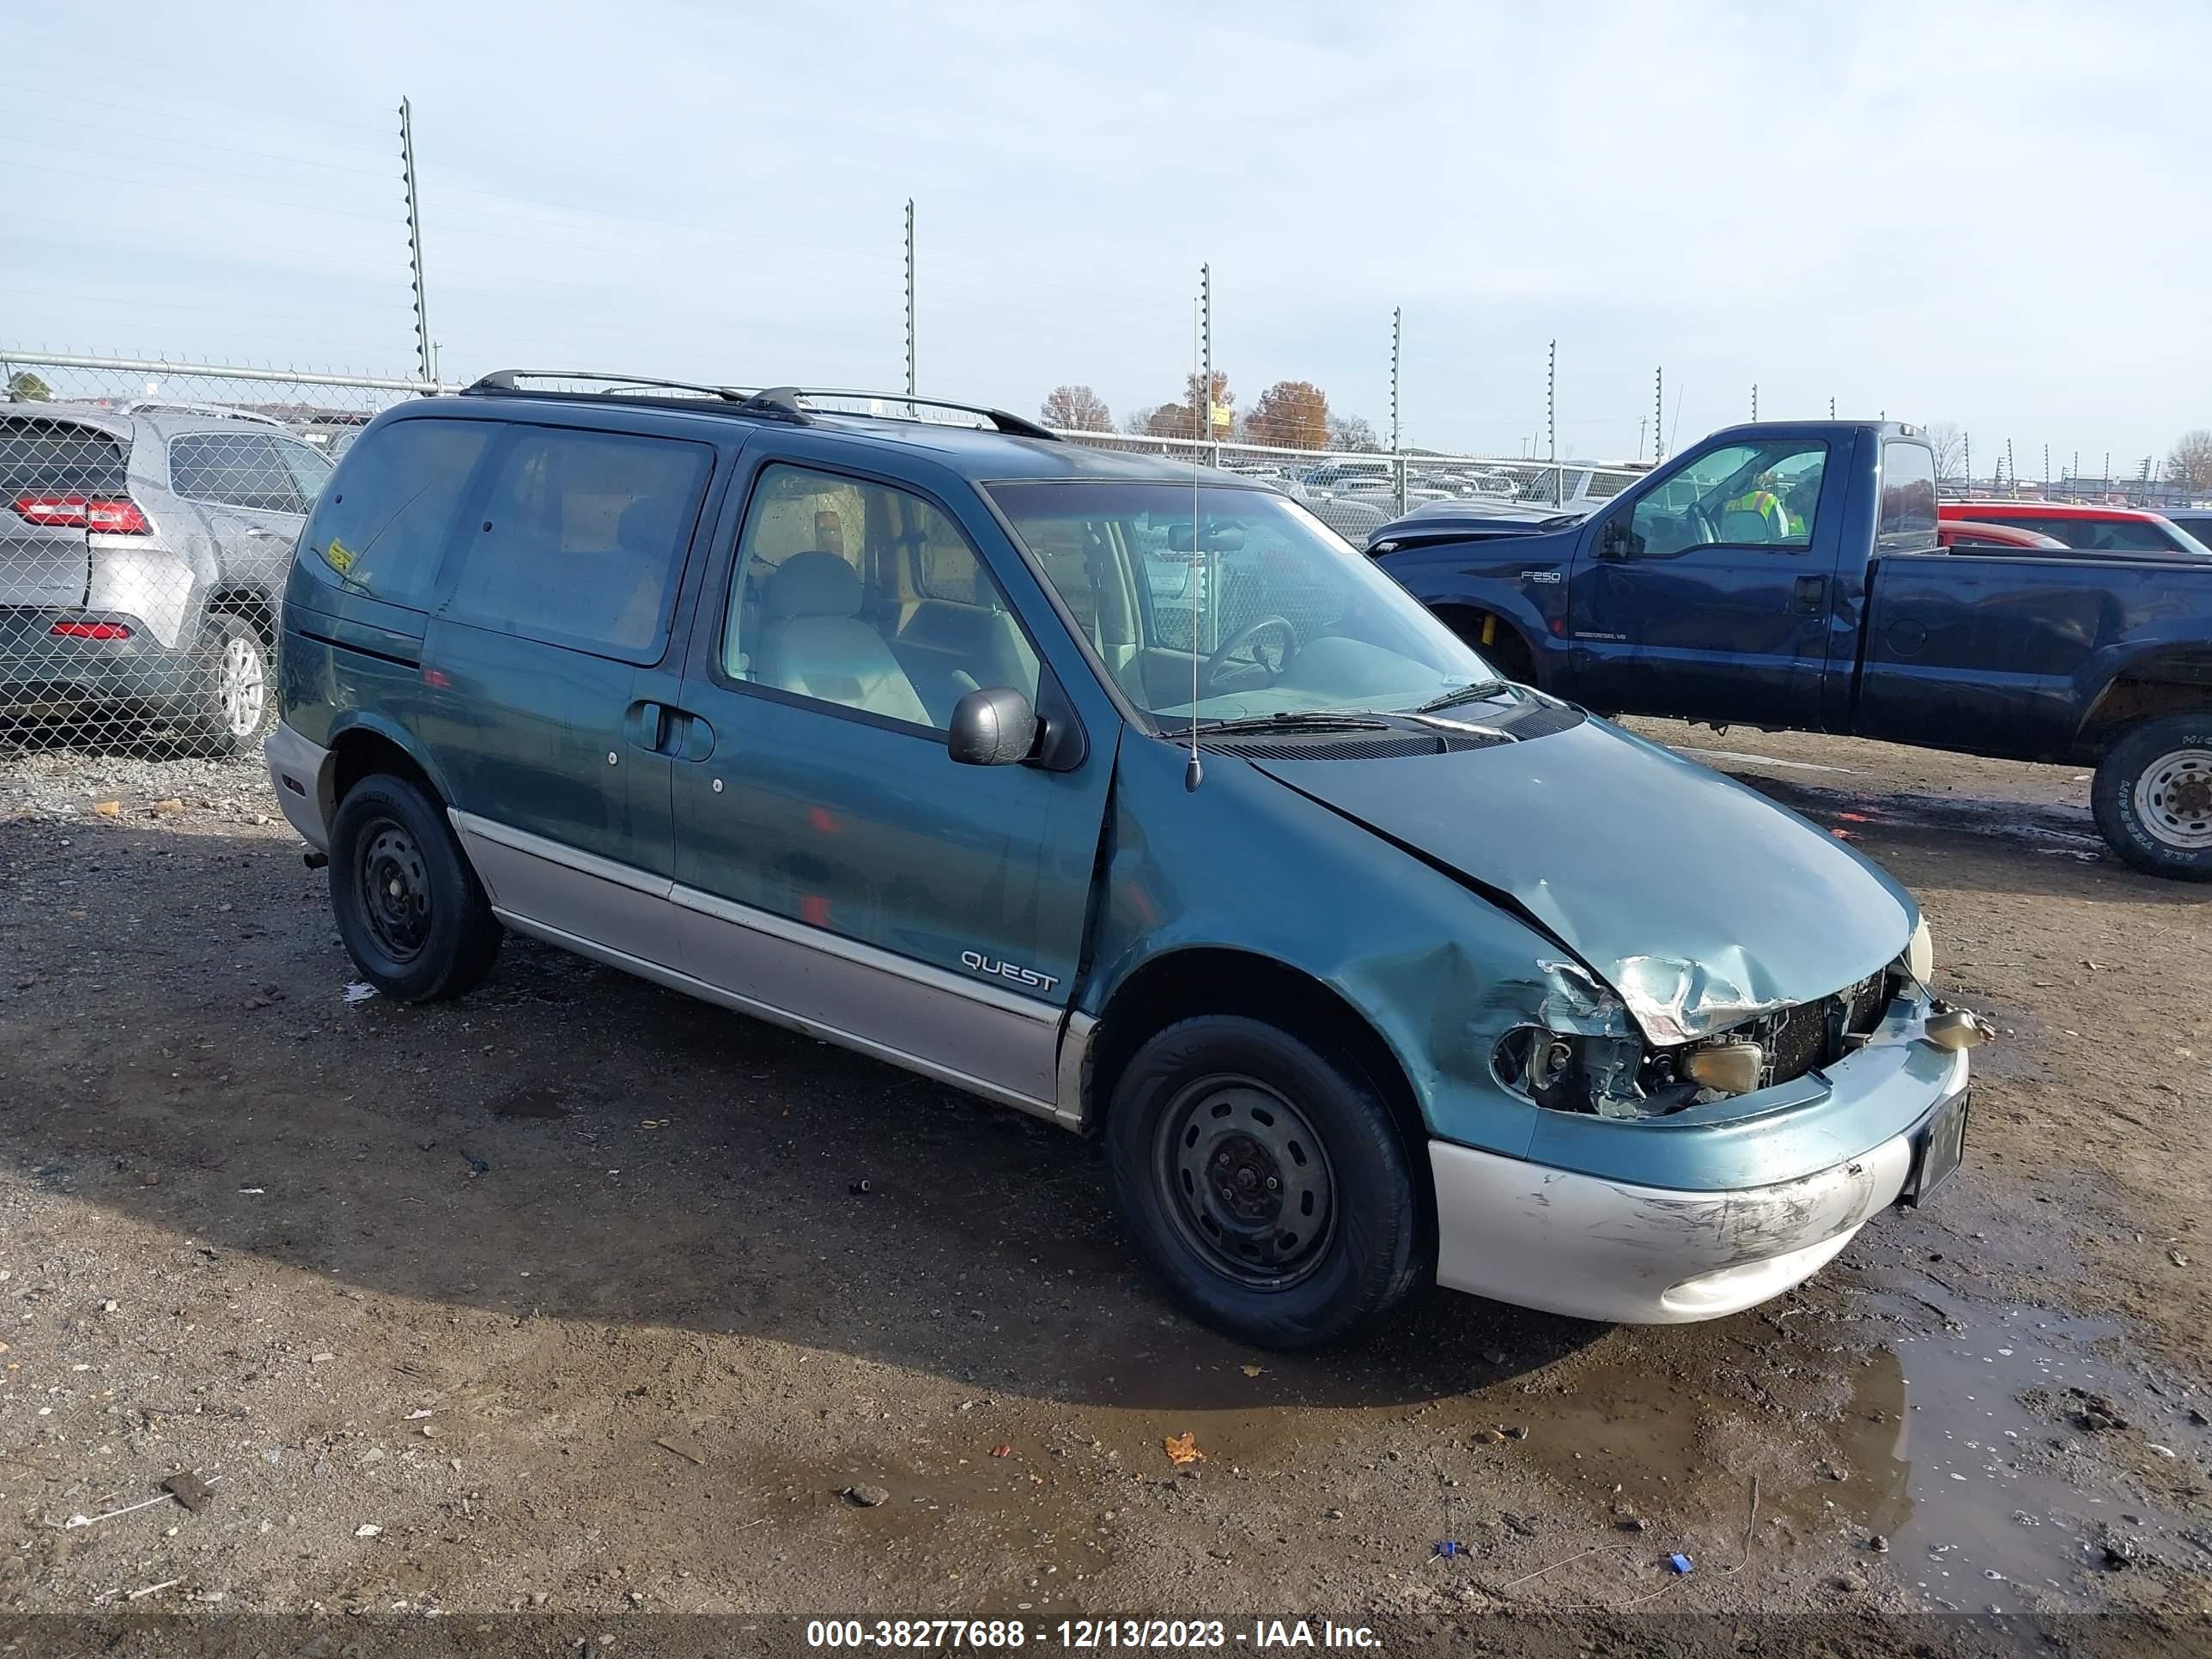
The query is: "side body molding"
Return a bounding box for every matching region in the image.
[447,810,1091,1130]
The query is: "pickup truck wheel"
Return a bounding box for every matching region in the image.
[329,773,505,1000]
[2093,714,2212,880]
[1105,1015,1423,1348]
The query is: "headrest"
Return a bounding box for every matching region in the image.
[765,550,863,619]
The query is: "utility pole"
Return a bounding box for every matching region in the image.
[903,199,916,398]
[1547,342,1565,504]
[1963,433,1972,489]
[398,99,432,385]
[2043,443,2051,487]
[1199,262,1214,463]
[2007,439,2017,493]
[1389,307,1403,512]
[1653,367,1664,464]
[1829,396,1837,418]
[1389,307,1401,454]
[1751,383,1759,422]
[1637,416,1646,464]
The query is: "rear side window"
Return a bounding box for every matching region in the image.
[298,417,491,608]
[445,425,711,657]
[0,419,127,499]
[170,432,305,514]
[1876,442,1938,550]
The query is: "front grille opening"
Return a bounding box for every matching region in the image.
[1643,969,1897,1103]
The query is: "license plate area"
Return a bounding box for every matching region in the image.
[1897,1087,1970,1208]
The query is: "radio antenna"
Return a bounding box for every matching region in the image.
[1185,272,1207,792]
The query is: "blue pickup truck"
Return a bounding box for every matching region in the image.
[1368,420,2212,878]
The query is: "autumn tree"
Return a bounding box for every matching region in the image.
[2167,429,2212,493]
[1140,371,1232,440]
[5,371,51,403]
[1926,422,1966,483]
[1040,384,1111,432]
[1245,380,1330,450]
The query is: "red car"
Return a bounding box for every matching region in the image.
[1937,500,2212,557]
[1937,520,2069,551]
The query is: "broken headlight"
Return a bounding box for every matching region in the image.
[1495,968,1899,1121]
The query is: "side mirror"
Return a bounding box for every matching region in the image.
[948,686,1038,766]
[1597,515,1632,561]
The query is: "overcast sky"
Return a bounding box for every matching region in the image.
[6,1,2205,471]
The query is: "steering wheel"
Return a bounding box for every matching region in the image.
[1200,616,1297,695]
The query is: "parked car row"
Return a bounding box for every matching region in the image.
[250,373,1984,1347]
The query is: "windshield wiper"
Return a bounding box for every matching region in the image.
[1413,678,1513,714]
[1190,711,1395,736]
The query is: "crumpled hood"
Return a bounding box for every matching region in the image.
[1249,717,1915,1044]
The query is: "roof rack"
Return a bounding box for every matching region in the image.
[118,400,289,427]
[462,371,1059,441]
[466,369,747,403]
[769,388,1061,442]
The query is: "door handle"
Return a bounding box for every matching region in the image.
[627,700,670,752]
[1793,575,1827,615]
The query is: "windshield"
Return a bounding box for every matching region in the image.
[988,481,1499,728]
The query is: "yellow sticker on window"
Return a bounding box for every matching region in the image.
[325,536,355,573]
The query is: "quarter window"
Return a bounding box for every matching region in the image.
[298,417,491,608]
[445,425,711,657]
[169,432,304,514]
[722,464,1038,731]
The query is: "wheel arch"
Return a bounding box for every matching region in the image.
[2075,648,2212,759]
[1425,599,1540,684]
[201,584,280,651]
[1085,945,1432,1182]
[326,716,455,822]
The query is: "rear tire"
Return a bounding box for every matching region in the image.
[178,612,274,757]
[2092,712,2212,881]
[330,772,504,1000]
[1105,1015,1425,1348]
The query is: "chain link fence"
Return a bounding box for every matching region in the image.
[1054,428,1642,546]
[1,353,440,761]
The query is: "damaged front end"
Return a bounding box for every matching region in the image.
[1494,933,1990,1121]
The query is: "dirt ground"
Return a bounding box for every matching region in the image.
[2,721,2211,1650]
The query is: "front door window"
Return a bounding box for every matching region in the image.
[1620,441,1830,558]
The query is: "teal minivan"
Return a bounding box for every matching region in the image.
[265,373,1985,1346]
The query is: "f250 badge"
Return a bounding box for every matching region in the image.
[1522,568,1562,583]
[962,951,1060,992]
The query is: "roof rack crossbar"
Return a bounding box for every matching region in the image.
[778,388,1060,441]
[118,399,289,427]
[466,369,748,403]
[460,373,1060,441]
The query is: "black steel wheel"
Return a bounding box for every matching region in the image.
[1107,1014,1424,1347]
[329,772,503,1001]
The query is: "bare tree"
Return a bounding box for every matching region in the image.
[1040,385,1111,432]
[1141,372,1233,441]
[2167,429,2212,493]
[1123,405,1160,436]
[1328,413,1382,453]
[1926,422,1966,482]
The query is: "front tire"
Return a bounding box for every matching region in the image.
[329,772,504,1000]
[1105,1016,1425,1347]
[2093,712,2212,880]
